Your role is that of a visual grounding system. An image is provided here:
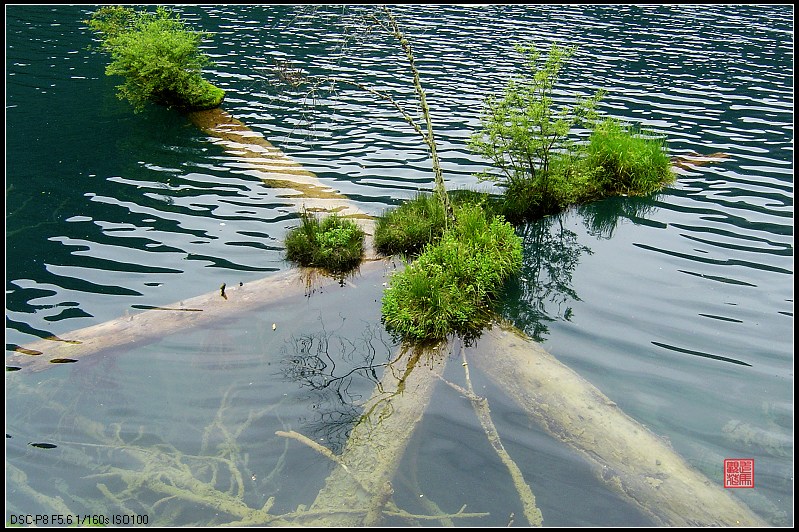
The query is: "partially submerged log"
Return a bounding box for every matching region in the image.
[672,151,730,171]
[187,108,375,224]
[290,342,453,527]
[8,108,381,372]
[468,323,767,527]
[6,258,387,372]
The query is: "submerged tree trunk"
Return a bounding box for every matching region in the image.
[300,341,452,526]
[186,107,377,231]
[468,323,767,527]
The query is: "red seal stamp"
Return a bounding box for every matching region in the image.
[724,458,754,488]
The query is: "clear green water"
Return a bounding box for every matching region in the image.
[6,5,792,526]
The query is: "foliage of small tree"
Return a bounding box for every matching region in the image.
[87,6,224,113]
[470,43,674,221]
[469,43,606,215]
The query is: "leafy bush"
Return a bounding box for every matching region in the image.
[471,43,675,223]
[87,6,224,112]
[285,211,365,274]
[469,44,605,212]
[381,204,522,343]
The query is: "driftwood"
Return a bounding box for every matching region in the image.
[438,346,543,526]
[671,151,730,170]
[186,108,376,229]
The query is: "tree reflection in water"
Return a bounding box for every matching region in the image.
[279,317,397,452]
[500,195,664,341]
[499,214,592,341]
[579,193,664,240]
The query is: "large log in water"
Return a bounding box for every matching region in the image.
[187,108,375,223]
[5,257,386,372]
[469,323,766,527]
[7,108,380,372]
[299,342,452,527]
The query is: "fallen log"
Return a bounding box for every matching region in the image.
[187,107,375,224]
[286,341,454,527]
[6,257,388,372]
[8,107,381,372]
[671,151,730,170]
[469,323,767,527]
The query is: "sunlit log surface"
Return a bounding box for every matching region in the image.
[187,108,376,224]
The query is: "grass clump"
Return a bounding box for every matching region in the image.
[374,189,501,257]
[583,118,675,196]
[285,211,365,274]
[381,204,522,343]
[374,193,447,257]
[86,6,225,112]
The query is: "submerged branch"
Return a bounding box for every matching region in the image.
[438,345,543,527]
[275,429,350,473]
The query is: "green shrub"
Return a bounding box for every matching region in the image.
[494,156,605,223]
[285,211,365,274]
[87,6,224,112]
[381,205,522,343]
[583,118,675,195]
[469,43,605,210]
[470,42,676,224]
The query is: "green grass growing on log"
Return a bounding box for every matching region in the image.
[285,211,365,274]
[381,203,521,343]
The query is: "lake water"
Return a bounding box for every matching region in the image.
[5,5,793,527]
